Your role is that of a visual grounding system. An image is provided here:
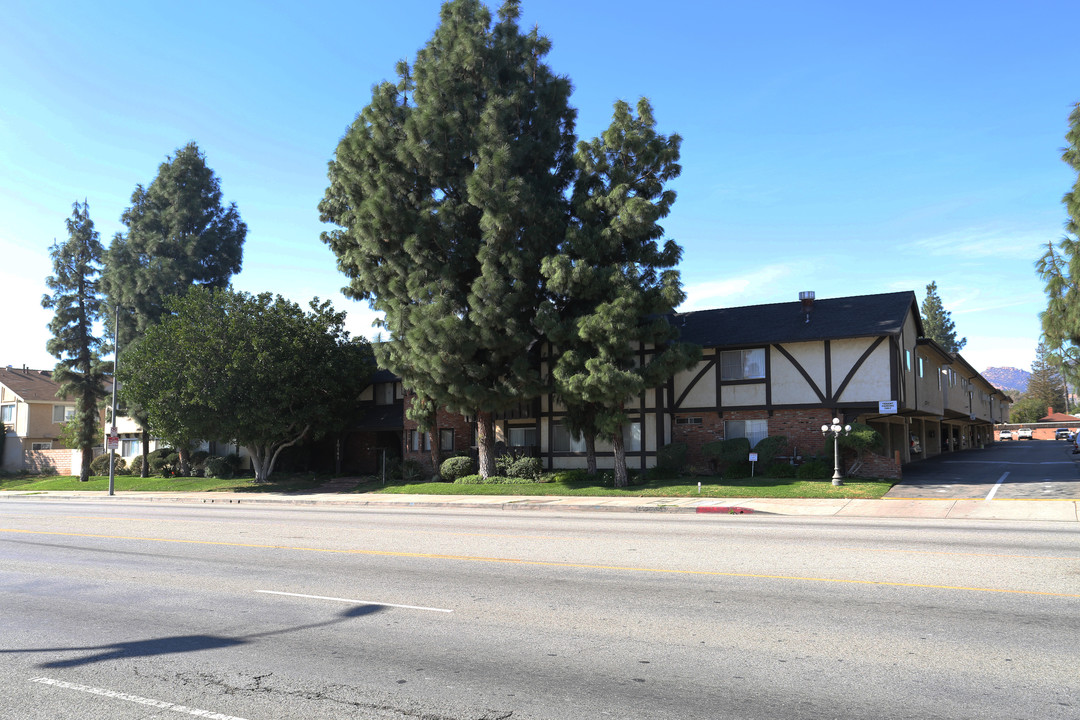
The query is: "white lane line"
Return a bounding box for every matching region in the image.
[256,590,452,613]
[985,472,1009,501]
[31,677,248,719]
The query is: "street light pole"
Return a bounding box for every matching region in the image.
[107,303,119,497]
[821,417,852,486]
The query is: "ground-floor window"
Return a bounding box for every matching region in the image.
[122,438,141,456]
[32,442,52,451]
[725,419,768,448]
[408,430,431,452]
[552,422,587,452]
[439,428,454,451]
[508,426,537,448]
[623,420,642,452]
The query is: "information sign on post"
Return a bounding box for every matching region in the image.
[878,400,898,414]
[749,452,758,477]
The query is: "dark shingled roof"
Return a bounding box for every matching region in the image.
[0,367,66,402]
[672,291,921,348]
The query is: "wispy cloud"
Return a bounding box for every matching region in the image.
[680,263,798,311]
[901,226,1057,261]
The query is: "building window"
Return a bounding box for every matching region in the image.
[408,430,430,452]
[623,421,642,452]
[725,419,768,448]
[905,349,911,372]
[552,422,587,452]
[121,438,141,456]
[52,405,75,423]
[375,383,395,405]
[32,442,52,451]
[675,417,702,425]
[720,348,765,381]
[439,429,454,451]
[508,426,537,448]
[918,357,924,378]
[0,404,13,424]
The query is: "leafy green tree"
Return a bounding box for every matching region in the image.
[1008,394,1046,424]
[920,281,966,353]
[1025,342,1067,416]
[320,0,576,477]
[539,99,700,487]
[41,201,109,482]
[118,287,375,482]
[102,142,247,475]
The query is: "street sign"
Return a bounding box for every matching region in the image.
[878,400,898,414]
[109,425,119,439]
[107,437,119,450]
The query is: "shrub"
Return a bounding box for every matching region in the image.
[149,453,179,477]
[724,461,753,478]
[90,454,126,476]
[189,450,210,475]
[546,469,590,483]
[393,458,425,483]
[796,459,831,480]
[838,422,884,458]
[702,437,751,474]
[440,456,476,482]
[656,443,688,474]
[507,456,542,480]
[752,435,788,466]
[453,474,545,485]
[129,455,144,476]
[764,462,797,478]
[204,455,232,478]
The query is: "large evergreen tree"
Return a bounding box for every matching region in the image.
[41,201,109,482]
[320,0,576,477]
[102,142,247,475]
[1038,103,1080,386]
[539,99,699,487]
[920,281,966,353]
[1025,342,1067,416]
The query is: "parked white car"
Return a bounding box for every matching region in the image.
[1017,427,1033,440]
[999,430,1013,441]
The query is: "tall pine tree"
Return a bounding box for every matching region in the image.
[1026,342,1067,416]
[102,143,247,475]
[320,0,576,477]
[41,201,109,483]
[539,99,699,487]
[920,281,966,353]
[1038,102,1080,377]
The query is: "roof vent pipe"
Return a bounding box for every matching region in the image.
[799,291,815,323]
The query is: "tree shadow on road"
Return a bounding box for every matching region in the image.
[2,604,382,668]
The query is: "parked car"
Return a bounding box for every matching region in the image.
[999,430,1013,441]
[1056,428,1072,440]
[1017,427,1033,440]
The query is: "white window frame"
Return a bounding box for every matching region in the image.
[408,429,430,452]
[32,442,52,451]
[622,420,642,452]
[675,417,702,425]
[720,348,765,381]
[121,438,141,456]
[52,404,75,423]
[725,419,768,448]
[0,404,14,424]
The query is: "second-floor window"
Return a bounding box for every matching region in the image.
[52,405,75,423]
[720,348,765,381]
[375,383,395,405]
[1,404,13,424]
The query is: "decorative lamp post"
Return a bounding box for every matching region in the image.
[821,417,852,486]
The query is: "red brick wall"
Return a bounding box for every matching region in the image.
[402,398,474,470]
[26,448,76,475]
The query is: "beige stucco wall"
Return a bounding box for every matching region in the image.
[672,358,714,408]
[832,338,892,402]
[721,383,766,406]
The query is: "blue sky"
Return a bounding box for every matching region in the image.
[2,0,1075,375]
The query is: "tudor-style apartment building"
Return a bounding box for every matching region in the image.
[345,290,1009,480]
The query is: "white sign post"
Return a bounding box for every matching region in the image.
[749,452,758,477]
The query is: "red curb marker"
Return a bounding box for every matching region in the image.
[696,506,753,514]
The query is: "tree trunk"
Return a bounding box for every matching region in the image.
[429,422,441,480]
[178,446,191,477]
[585,434,598,475]
[140,428,149,477]
[612,429,628,488]
[477,411,495,479]
[80,446,92,483]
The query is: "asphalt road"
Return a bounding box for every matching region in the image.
[888,438,1080,499]
[1,500,1077,719]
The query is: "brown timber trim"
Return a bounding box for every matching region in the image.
[771,343,826,403]
[674,358,716,409]
[833,336,887,402]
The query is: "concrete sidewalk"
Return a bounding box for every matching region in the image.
[2,489,1077,522]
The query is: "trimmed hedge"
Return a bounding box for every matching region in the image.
[440,456,476,482]
[796,459,832,480]
[656,443,688,474]
[453,474,546,485]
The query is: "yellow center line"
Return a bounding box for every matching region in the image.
[3,527,1078,598]
[849,547,1078,561]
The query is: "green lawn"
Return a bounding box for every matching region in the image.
[360,476,895,499]
[0,472,894,500]
[0,474,327,494]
